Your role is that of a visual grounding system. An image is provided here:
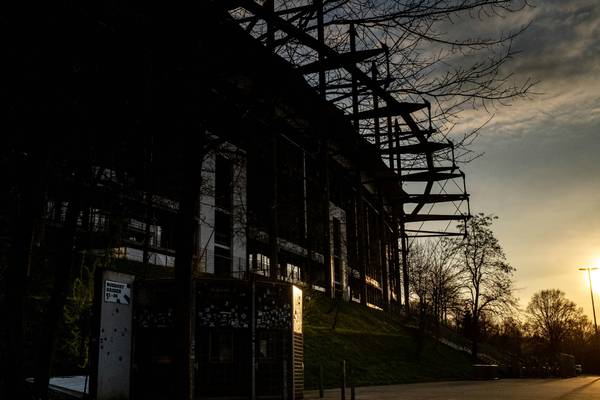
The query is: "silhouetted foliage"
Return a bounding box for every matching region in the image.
[526,289,590,353]
[455,213,516,359]
[490,317,524,356]
[409,239,462,326]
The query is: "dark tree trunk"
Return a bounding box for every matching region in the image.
[414,299,426,360]
[162,6,214,398]
[4,147,49,399]
[34,167,84,400]
[174,142,204,400]
[471,316,479,362]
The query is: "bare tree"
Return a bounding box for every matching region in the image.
[526,289,589,353]
[428,238,462,327]
[408,241,432,356]
[486,315,525,356]
[409,238,461,326]
[456,213,516,360]
[408,238,461,357]
[408,241,430,314]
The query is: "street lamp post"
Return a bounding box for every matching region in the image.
[579,267,599,336]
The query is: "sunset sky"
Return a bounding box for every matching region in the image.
[460,0,600,318]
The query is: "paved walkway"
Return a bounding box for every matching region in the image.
[304,376,600,400]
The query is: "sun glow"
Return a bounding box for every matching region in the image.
[590,271,600,295]
[581,261,600,294]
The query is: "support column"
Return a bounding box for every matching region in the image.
[302,151,313,286]
[400,217,409,314]
[377,191,390,310]
[391,210,401,312]
[371,62,380,150]
[322,141,333,299]
[387,115,394,172]
[269,132,280,279]
[394,118,410,313]
[5,149,47,400]
[355,178,367,306]
[315,0,326,98]
[174,142,203,400]
[372,62,389,309]
[266,0,275,51]
[142,134,155,270]
[350,24,359,133]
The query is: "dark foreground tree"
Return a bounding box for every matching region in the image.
[409,238,461,357]
[456,213,516,360]
[409,239,461,325]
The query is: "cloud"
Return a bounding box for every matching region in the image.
[444,0,600,142]
[446,0,600,317]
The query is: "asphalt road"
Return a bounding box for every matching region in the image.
[304,376,600,400]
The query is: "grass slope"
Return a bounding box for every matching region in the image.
[303,293,474,389]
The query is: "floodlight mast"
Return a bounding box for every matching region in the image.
[579,267,599,335]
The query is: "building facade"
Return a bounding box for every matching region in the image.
[2,1,470,399]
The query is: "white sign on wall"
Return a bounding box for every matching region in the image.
[104,280,131,304]
[95,271,134,400]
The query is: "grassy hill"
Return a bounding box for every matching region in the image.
[303,293,475,389]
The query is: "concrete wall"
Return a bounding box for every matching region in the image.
[199,152,216,274]
[329,202,349,300]
[198,143,247,277]
[231,149,247,277]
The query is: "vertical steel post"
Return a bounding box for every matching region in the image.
[282,359,288,400]
[251,274,256,400]
[315,0,326,98]
[323,141,333,298]
[303,150,313,286]
[400,227,410,314]
[378,189,390,310]
[350,24,359,133]
[372,61,389,309]
[394,119,402,177]
[341,360,346,400]
[270,132,280,279]
[579,267,598,335]
[173,143,202,400]
[266,0,275,51]
[391,210,401,312]
[394,119,410,313]
[356,182,367,306]
[319,364,324,398]
[371,62,380,149]
[588,268,598,335]
[387,114,394,172]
